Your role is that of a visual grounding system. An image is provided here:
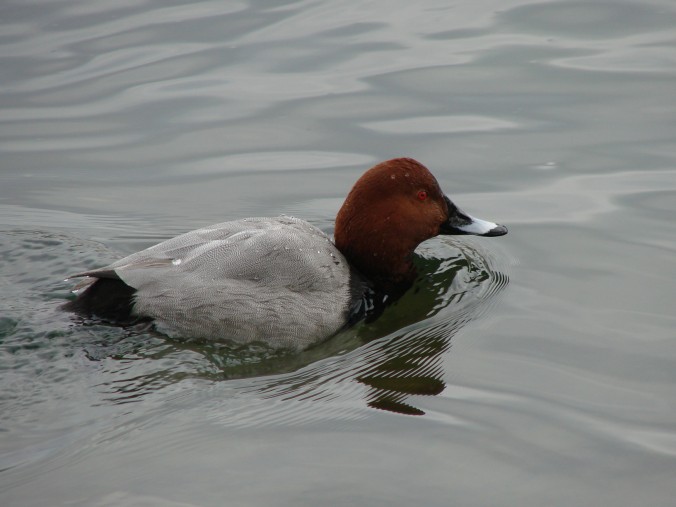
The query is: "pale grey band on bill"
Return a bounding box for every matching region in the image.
[457,214,508,237]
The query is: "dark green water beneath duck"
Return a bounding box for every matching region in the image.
[2,1,676,506]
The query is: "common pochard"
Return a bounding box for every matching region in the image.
[63,158,507,349]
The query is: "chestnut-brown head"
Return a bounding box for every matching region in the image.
[334,158,506,287]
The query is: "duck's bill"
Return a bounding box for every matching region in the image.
[440,196,508,237]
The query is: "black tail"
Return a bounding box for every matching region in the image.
[61,278,145,325]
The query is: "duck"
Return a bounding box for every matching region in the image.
[62,158,507,349]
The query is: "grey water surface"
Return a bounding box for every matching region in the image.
[2,0,676,506]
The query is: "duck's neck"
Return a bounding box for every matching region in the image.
[334,217,420,290]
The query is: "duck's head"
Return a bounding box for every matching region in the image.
[334,157,507,287]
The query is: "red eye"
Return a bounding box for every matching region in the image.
[417,190,428,201]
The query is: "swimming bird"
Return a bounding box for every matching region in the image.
[63,158,507,349]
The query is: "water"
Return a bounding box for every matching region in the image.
[2,0,676,505]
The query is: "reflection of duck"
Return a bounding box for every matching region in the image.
[350,246,508,415]
[357,332,449,416]
[63,158,506,349]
